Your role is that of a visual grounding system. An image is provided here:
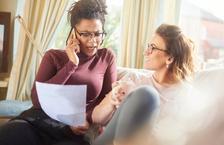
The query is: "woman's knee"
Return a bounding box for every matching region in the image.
[126,86,160,109]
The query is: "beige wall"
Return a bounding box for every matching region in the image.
[0,0,18,12]
[0,0,18,73]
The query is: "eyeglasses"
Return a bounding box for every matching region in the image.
[145,43,167,55]
[74,27,106,40]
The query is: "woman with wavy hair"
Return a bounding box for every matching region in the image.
[93,23,196,145]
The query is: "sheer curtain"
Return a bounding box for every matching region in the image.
[6,0,69,100]
[119,0,181,68]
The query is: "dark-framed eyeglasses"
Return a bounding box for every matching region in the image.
[74,27,106,40]
[145,43,167,54]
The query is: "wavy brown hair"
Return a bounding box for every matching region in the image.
[156,24,195,81]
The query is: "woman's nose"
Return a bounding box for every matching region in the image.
[88,36,97,43]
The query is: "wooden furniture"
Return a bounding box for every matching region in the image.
[0,89,9,124]
[0,72,9,100]
[0,12,11,73]
[0,77,8,100]
[0,80,8,87]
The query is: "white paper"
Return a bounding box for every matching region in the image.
[36,81,87,126]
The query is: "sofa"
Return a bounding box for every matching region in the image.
[1,67,224,125]
[1,66,224,144]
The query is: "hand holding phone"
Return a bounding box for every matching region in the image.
[65,29,80,65]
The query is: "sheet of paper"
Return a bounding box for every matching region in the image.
[36,81,87,126]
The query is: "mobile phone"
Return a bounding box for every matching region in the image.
[66,28,77,45]
[66,28,80,53]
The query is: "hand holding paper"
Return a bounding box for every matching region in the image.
[36,82,87,126]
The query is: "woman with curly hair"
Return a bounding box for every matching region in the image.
[0,0,116,145]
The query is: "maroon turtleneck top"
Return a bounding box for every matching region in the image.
[31,48,117,123]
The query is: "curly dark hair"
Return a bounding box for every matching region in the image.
[68,0,107,28]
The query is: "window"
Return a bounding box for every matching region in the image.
[104,0,123,55]
[49,0,123,57]
[179,0,224,68]
[48,0,74,50]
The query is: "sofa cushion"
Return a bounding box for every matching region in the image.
[117,67,153,80]
[0,100,32,117]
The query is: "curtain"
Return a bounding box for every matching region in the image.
[6,0,69,100]
[119,0,181,68]
[160,0,182,24]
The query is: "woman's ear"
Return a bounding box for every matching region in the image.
[166,57,174,65]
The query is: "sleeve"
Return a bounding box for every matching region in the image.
[31,50,78,108]
[86,50,117,124]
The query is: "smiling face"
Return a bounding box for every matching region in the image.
[75,19,104,56]
[143,33,172,71]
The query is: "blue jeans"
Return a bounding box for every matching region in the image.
[93,86,160,145]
